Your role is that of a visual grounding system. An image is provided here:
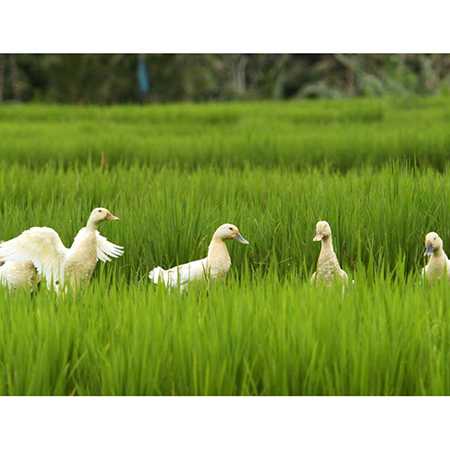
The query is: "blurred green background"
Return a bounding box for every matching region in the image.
[1,54,450,104]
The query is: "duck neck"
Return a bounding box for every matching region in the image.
[86,219,99,232]
[432,247,444,258]
[320,235,334,255]
[208,236,231,266]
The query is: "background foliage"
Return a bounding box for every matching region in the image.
[1,54,450,103]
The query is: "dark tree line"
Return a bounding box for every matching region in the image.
[0,54,449,104]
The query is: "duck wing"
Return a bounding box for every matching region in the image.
[0,227,67,287]
[95,231,124,262]
[149,257,208,287]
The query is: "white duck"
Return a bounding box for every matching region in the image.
[0,208,123,291]
[422,232,450,283]
[311,220,348,286]
[149,223,249,289]
[0,260,39,291]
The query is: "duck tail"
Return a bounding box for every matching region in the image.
[149,266,167,285]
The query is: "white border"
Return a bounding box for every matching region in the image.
[1,2,450,449]
[0,397,448,450]
[2,0,450,52]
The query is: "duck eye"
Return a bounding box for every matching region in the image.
[229,227,233,231]
[97,209,102,213]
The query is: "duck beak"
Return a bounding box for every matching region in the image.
[234,233,249,245]
[107,213,120,221]
[424,244,434,257]
[313,234,322,242]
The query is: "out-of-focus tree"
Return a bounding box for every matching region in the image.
[0,54,448,104]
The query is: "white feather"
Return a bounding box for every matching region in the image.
[0,227,67,286]
[149,257,209,288]
[95,231,124,262]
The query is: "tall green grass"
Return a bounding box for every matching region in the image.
[1,100,450,395]
[0,164,447,394]
[0,164,448,276]
[1,97,450,170]
[1,274,450,395]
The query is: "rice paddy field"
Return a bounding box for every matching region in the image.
[2,97,450,395]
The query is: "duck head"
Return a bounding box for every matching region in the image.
[87,207,119,227]
[424,232,443,256]
[214,223,249,244]
[313,220,332,242]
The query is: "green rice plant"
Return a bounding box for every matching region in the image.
[0,97,449,170]
[0,100,449,395]
[0,163,448,277]
[0,272,449,395]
